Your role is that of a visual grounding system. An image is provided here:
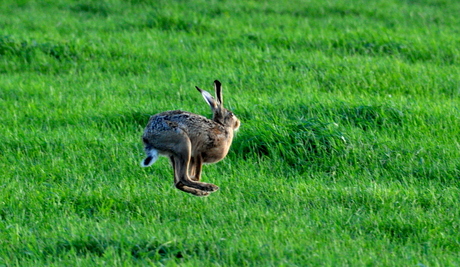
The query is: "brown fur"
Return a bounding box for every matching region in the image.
[141,80,240,196]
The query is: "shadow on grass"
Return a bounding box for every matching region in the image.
[119,12,210,34]
[43,236,186,260]
[335,104,404,131]
[0,36,79,62]
[231,118,348,171]
[131,241,185,260]
[69,2,111,17]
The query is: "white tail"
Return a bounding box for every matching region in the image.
[141,148,159,167]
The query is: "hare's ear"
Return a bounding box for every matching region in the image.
[196,86,218,109]
[214,80,223,105]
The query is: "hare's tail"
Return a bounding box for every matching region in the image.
[141,148,159,167]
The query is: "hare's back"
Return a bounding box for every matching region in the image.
[144,110,216,134]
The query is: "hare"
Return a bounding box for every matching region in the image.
[141,80,240,196]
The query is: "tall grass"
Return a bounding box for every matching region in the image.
[1,0,459,265]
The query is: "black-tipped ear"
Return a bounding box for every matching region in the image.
[214,80,223,105]
[196,86,218,109]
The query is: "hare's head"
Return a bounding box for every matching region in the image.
[196,80,240,131]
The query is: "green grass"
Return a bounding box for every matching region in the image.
[1,0,459,265]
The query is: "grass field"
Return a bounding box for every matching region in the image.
[1,0,459,265]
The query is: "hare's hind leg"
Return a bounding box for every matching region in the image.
[172,155,219,195]
[170,136,219,195]
[170,156,209,197]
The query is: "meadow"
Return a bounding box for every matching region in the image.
[1,0,459,265]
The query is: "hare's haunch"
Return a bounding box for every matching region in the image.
[141,80,240,196]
